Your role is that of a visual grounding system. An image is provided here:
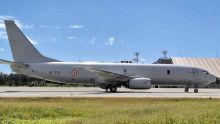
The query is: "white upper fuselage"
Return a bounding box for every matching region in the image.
[13,62,216,87]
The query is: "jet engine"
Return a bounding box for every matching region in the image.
[128,78,151,89]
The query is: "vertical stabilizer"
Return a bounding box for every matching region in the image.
[4,20,58,63]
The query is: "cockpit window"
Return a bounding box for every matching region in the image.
[202,71,209,75]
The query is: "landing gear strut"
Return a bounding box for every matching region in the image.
[184,84,199,93]
[194,85,198,93]
[185,84,190,93]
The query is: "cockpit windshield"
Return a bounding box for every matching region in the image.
[202,70,209,75]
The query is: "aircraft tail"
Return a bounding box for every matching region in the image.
[4,20,59,63]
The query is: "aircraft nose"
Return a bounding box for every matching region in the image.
[209,74,216,84]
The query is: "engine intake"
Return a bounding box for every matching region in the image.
[128,78,151,89]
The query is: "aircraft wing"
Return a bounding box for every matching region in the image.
[83,67,131,82]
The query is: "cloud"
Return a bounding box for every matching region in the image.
[105,37,115,46]
[27,36,38,45]
[39,25,49,28]
[14,20,23,28]
[52,37,57,42]
[0,15,34,29]
[39,24,84,29]
[0,16,23,29]
[0,23,4,29]
[51,35,61,42]
[0,31,7,39]
[104,37,124,46]
[0,47,4,52]
[140,58,147,64]
[0,16,15,23]
[90,37,96,44]
[53,26,61,29]
[24,25,34,29]
[67,36,77,40]
[39,25,61,29]
[120,40,124,44]
[69,24,84,29]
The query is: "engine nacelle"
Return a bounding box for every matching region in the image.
[128,78,151,89]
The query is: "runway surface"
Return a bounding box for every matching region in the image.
[0,87,219,98]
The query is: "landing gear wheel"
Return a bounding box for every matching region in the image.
[110,86,117,93]
[194,89,198,93]
[194,85,198,93]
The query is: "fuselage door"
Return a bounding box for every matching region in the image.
[191,68,199,78]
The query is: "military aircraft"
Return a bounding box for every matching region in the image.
[0,20,216,93]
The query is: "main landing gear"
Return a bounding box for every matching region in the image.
[105,85,117,93]
[184,84,198,93]
[185,84,189,93]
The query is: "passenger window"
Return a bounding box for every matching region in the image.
[167,70,170,75]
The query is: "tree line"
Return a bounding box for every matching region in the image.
[0,72,80,87]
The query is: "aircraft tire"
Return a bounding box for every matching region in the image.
[194,89,198,93]
[110,85,117,93]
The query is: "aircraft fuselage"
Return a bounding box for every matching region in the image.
[12,62,216,87]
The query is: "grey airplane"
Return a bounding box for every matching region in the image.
[0,20,216,93]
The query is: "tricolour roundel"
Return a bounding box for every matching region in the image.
[71,70,78,77]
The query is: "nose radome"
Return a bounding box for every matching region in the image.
[210,74,216,83]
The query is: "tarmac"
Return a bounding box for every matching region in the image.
[0,87,219,98]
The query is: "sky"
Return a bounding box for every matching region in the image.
[1,0,220,73]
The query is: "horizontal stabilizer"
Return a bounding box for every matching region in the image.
[0,59,14,65]
[0,59,28,68]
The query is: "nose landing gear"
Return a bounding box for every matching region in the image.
[184,84,199,93]
[194,85,198,93]
[194,88,198,93]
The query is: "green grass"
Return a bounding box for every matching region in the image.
[0,97,220,124]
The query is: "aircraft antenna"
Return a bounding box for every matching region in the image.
[162,50,167,58]
[133,52,140,63]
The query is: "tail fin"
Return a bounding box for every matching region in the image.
[4,20,59,63]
